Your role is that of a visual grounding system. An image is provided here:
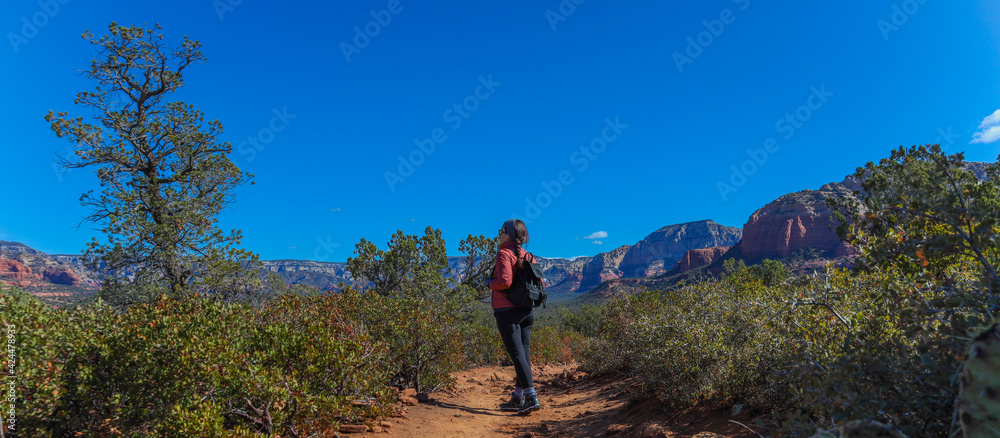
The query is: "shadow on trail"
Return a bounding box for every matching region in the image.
[425,399,507,417]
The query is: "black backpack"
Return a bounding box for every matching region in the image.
[503,251,547,308]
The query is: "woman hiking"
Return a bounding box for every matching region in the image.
[487,219,542,414]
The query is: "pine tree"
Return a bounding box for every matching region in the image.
[46,23,263,306]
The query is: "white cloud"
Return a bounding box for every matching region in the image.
[584,231,608,240]
[971,109,1000,144]
[980,109,1000,128]
[330,207,342,212]
[592,240,603,245]
[972,125,1000,144]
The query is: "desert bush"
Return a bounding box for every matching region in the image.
[557,304,602,337]
[578,146,1000,436]
[459,306,507,367]
[223,294,394,435]
[454,304,588,368]
[531,326,587,364]
[335,288,465,392]
[1,287,401,436]
[581,261,994,436]
[582,263,794,406]
[0,286,88,435]
[3,280,568,436]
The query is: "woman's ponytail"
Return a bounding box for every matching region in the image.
[502,219,530,264]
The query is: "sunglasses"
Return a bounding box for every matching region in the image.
[498,229,507,235]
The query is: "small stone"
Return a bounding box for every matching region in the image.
[402,396,419,406]
[607,424,631,436]
[370,426,384,433]
[378,421,392,428]
[339,424,369,433]
[401,388,417,398]
[638,423,672,438]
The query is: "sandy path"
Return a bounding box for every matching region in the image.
[359,363,756,437]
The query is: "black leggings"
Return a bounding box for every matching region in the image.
[495,307,534,389]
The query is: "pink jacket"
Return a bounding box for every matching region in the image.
[488,241,536,310]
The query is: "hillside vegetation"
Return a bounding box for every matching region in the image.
[5,145,1000,437]
[581,145,1000,436]
[0,286,582,436]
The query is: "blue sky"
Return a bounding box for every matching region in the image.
[1,0,999,261]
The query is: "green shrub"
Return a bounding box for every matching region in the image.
[579,261,996,436]
[0,286,89,435]
[1,280,585,436]
[336,288,464,392]
[458,307,507,367]
[531,326,587,364]
[583,269,792,406]
[558,304,602,337]
[1,287,400,436]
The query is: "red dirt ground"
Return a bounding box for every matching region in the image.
[357,363,761,437]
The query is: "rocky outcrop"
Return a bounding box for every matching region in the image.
[261,259,352,291]
[617,220,742,277]
[673,246,730,274]
[42,267,83,286]
[737,180,858,263]
[0,258,40,285]
[0,242,99,290]
[262,259,350,276]
[547,271,583,295]
[578,245,632,292]
[534,257,590,296]
[531,220,742,294]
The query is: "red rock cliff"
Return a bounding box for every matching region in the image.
[578,245,631,292]
[42,267,84,286]
[0,258,41,286]
[739,180,858,262]
[617,220,742,277]
[673,246,730,273]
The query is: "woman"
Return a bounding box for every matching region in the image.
[487,219,541,414]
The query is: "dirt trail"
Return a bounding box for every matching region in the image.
[360,363,757,438]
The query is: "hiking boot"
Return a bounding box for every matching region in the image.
[499,394,523,411]
[518,393,541,414]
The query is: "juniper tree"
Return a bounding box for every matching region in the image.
[346,226,496,313]
[831,144,1000,304]
[46,23,265,306]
